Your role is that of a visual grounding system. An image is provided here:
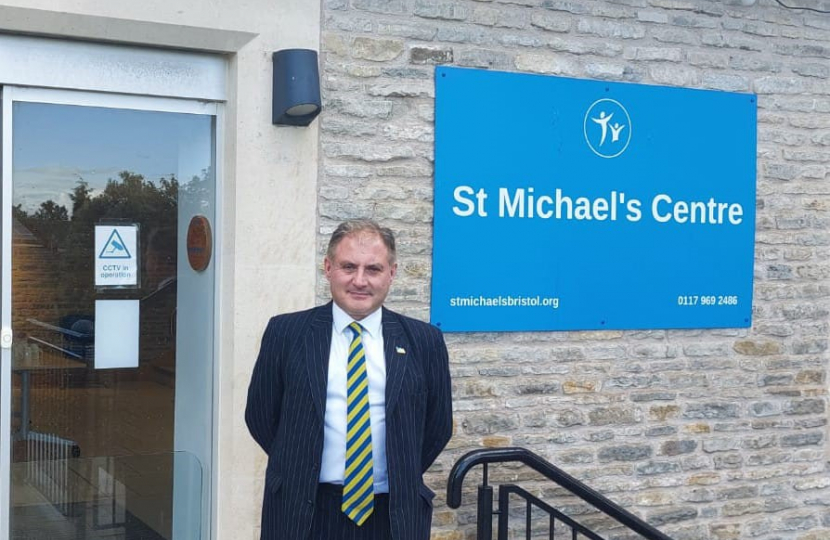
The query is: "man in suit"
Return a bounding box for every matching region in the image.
[246,219,453,540]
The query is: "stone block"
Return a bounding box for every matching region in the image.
[759,373,794,387]
[783,398,826,416]
[456,48,514,69]
[713,453,743,470]
[435,26,491,45]
[586,430,614,442]
[742,435,777,450]
[540,0,589,14]
[588,406,638,426]
[792,339,829,355]
[684,423,711,434]
[381,67,431,79]
[552,409,585,427]
[684,487,716,503]
[794,476,830,491]
[598,444,653,462]
[683,403,740,420]
[775,42,830,59]
[688,472,721,485]
[563,380,598,394]
[624,46,684,62]
[637,10,668,23]
[650,405,681,421]
[722,499,764,517]
[717,485,759,500]
[795,370,826,385]
[637,492,675,506]
[575,18,645,39]
[470,6,528,28]
[460,412,520,435]
[515,52,578,75]
[559,450,594,464]
[661,440,697,456]
[585,62,626,79]
[637,460,681,476]
[749,401,781,417]
[414,0,469,21]
[647,425,678,437]
[631,392,676,402]
[376,22,438,40]
[409,47,453,65]
[352,37,405,61]
[352,0,406,14]
[481,435,511,447]
[647,507,698,526]
[734,339,783,356]
[652,27,699,45]
[710,522,741,540]
[531,11,571,32]
[704,438,741,453]
[780,432,823,447]
[765,497,800,513]
[367,81,433,97]
[670,13,718,29]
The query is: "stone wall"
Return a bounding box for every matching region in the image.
[318,1,830,539]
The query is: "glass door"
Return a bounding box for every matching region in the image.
[0,87,217,540]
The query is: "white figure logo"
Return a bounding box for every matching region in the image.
[610,122,625,143]
[592,111,613,146]
[584,98,632,158]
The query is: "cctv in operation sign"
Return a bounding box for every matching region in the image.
[431,66,757,332]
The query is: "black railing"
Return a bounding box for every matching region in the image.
[447,447,676,540]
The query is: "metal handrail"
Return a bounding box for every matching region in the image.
[498,484,605,540]
[26,318,88,339]
[447,447,675,540]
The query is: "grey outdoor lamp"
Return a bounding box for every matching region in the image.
[272,49,322,126]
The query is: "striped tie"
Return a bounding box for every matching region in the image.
[342,322,374,526]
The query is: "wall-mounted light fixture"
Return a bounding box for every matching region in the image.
[272,49,322,127]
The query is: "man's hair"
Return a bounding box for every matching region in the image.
[326,219,397,264]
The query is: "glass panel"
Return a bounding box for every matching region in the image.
[11,451,202,540]
[9,101,214,540]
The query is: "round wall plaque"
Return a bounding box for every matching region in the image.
[187,215,212,272]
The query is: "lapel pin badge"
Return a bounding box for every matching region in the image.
[396,346,406,355]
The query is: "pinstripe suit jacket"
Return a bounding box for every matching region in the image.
[245,302,453,540]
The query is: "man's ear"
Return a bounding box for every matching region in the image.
[324,257,332,280]
[390,262,398,281]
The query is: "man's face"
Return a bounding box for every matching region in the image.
[325,232,397,321]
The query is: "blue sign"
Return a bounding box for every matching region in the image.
[431,66,757,332]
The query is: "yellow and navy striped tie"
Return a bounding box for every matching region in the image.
[342,322,374,525]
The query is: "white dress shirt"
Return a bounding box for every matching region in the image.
[319,303,389,493]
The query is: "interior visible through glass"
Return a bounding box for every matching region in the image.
[10,101,214,540]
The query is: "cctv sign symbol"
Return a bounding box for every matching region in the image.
[95,224,139,287]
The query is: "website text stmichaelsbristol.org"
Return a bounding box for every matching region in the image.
[449,295,560,309]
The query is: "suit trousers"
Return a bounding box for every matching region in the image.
[310,484,392,540]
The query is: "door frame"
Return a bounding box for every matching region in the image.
[0,83,223,540]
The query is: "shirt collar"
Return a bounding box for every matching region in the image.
[332,302,382,338]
